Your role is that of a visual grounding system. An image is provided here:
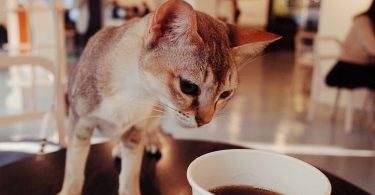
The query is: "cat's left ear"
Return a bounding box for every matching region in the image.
[146,0,200,48]
[227,24,281,67]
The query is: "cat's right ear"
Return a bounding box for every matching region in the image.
[145,0,200,48]
[227,24,281,68]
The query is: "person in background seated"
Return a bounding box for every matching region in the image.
[141,2,150,17]
[74,0,103,55]
[325,0,375,133]
[231,0,241,24]
[111,1,122,19]
[326,1,375,90]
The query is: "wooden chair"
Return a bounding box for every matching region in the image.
[293,30,317,95]
[297,33,373,132]
[0,56,66,146]
[294,30,364,132]
[1,0,68,146]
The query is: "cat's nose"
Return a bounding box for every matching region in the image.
[195,115,210,127]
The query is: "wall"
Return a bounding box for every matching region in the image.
[6,0,19,54]
[120,0,269,27]
[0,0,6,25]
[196,0,269,27]
[318,0,371,40]
[237,0,269,27]
[29,0,58,64]
[195,0,216,16]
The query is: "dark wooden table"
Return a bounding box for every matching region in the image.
[0,138,370,195]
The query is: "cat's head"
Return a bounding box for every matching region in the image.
[140,0,280,128]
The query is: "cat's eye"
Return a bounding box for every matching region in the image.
[180,79,200,96]
[220,90,232,99]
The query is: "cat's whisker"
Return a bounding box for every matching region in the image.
[151,109,164,113]
[214,116,230,123]
[123,98,164,110]
[117,98,167,114]
[238,53,270,68]
[158,102,179,113]
[125,33,144,40]
[216,113,229,117]
[143,115,163,119]
[215,114,230,118]
[132,115,162,123]
[134,87,179,114]
[150,105,164,110]
[125,96,172,112]
[133,115,174,124]
[238,55,262,68]
[153,104,165,110]
[216,110,229,115]
[137,105,164,113]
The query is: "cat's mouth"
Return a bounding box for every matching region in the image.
[161,101,199,128]
[167,109,198,128]
[177,120,197,128]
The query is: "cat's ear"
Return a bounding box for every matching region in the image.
[227,24,281,68]
[146,0,199,48]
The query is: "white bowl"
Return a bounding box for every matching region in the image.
[187,149,331,195]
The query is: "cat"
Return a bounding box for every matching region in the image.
[58,0,280,195]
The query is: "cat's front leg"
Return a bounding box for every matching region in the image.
[145,129,162,155]
[59,119,93,195]
[144,117,162,155]
[119,127,145,195]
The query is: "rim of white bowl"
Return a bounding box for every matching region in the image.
[186,149,332,195]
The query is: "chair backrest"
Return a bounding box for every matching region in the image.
[28,0,58,65]
[294,31,316,67]
[0,55,66,145]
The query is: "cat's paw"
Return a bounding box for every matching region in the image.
[119,188,142,195]
[57,189,80,195]
[146,144,159,155]
[119,193,139,195]
[145,131,162,157]
[145,143,162,159]
[118,192,141,195]
[58,180,83,195]
[119,191,141,195]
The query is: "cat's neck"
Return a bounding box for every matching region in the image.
[109,15,154,96]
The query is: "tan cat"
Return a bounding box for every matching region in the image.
[59,0,280,194]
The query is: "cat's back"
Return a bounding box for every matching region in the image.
[71,18,140,76]
[81,19,140,62]
[68,18,144,116]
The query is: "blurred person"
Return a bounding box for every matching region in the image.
[123,5,140,19]
[141,2,150,16]
[131,6,140,17]
[74,0,103,54]
[64,9,76,30]
[111,0,123,19]
[325,1,375,90]
[232,0,241,24]
[103,0,126,27]
[0,24,7,49]
[325,1,375,133]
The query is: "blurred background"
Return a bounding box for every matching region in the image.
[0,0,374,193]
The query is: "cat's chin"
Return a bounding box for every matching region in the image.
[175,120,198,128]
